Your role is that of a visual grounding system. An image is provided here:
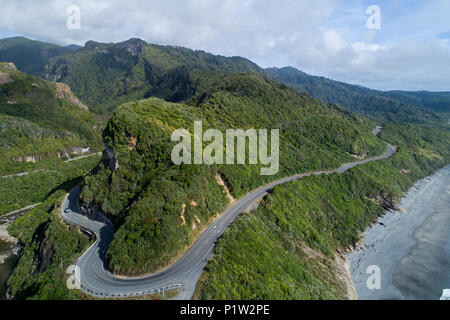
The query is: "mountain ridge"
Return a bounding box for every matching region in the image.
[0,62,102,174]
[265,66,449,124]
[1,36,448,124]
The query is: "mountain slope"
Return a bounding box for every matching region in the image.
[0,62,102,174]
[2,36,447,124]
[266,67,448,124]
[0,37,78,76]
[44,38,263,114]
[384,90,450,114]
[194,122,450,299]
[79,72,385,275]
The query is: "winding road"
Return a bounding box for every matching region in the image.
[61,133,395,299]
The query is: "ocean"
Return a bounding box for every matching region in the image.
[347,165,450,300]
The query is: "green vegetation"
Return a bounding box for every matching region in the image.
[385,90,450,114]
[2,37,449,125]
[6,191,91,300]
[266,67,448,124]
[0,62,102,175]
[44,39,262,114]
[80,72,385,275]
[0,155,100,215]
[0,37,78,76]
[194,123,450,299]
[2,36,449,300]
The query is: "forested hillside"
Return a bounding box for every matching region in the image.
[43,39,263,114]
[0,62,102,175]
[2,36,449,300]
[79,72,385,275]
[0,37,79,76]
[2,37,448,125]
[194,123,450,299]
[266,67,449,124]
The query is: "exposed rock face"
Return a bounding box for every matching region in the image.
[0,224,18,244]
[116,38,145,56]
[0,62,17,84]
[104,143,119,171]
[302,246,357,300]
[215,173,235,204]
[68,146,90,155]
[334,253,358,300]
[367,192,401,211]
[34,235,54,274]
[0,71,13,84]
[1,62,17,71]
[14,147,90,162]
[13,155,41,163]
[80,201,112,225]
[346,152,367,160]
[84,39,144,60]
[55,82,89,111]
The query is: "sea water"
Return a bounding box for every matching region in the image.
[347,165,450,300]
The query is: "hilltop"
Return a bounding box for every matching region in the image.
[1,37,448,125]
[43,38,262,114]
[0,37,79,76]
[0,62,102,174]
[79,72,385,275]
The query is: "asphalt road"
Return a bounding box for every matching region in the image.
[61,141,395,299]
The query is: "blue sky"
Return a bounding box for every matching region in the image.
[0,0,449,91]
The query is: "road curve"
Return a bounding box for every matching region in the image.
[61,141,396,299]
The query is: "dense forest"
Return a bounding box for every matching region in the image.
[0,62,102,175]
[1,36,448,300]
[6,190,93,300]
[0,37,79,76]
[194,123,450,299]
[43,38,262,114]
[0,155,100,215]
[1,37,449,125]
[266,67,449,124]
[79,72,385,275]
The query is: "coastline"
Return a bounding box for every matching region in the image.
[336,254,357,300]
[346,164,450,300]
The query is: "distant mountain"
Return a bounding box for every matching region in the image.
[265,67,448,124]
[0,37,78,76]
[1,36,448,124]
[0,62,102,174]
[64,44,82,51]
[384,90,450,114]
[43,38,263,113]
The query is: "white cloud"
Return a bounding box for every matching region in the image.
[323,30,347,54]
[351,41,386,52]
[0,0,449,90]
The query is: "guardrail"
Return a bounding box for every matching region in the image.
[78,280,182,298]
